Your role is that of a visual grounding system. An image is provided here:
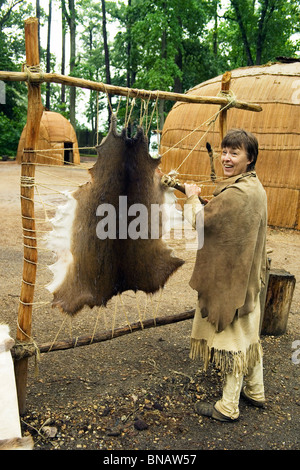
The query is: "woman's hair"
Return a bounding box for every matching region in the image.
[221,128,258,170]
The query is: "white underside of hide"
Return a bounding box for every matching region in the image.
[162,188,184,235]
[45,187,186,296]
[46,191,77,294]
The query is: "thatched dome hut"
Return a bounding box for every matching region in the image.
[17,110,80,165]
[160,61,300,230]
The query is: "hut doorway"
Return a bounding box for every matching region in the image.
[64,142,73,164]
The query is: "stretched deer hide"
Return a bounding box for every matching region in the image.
[47,116,184,315]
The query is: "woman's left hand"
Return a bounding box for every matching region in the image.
[184,183,202,198]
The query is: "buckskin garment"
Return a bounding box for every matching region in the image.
[185,171,267,334]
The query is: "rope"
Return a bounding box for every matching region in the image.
[22,64,45,84]
[217,89,237,108]
[125,96,137,128]
[20,176,35,188]
[119,295,133,332]
[16,320,41,375]
[175,123,213,172]
[90,307,103,343]
[146,95,159,135]
[47,318,67,352]
[139,95,152,127]
[13,97,235,360]
[160,95,236,165]
[135,294,144,329]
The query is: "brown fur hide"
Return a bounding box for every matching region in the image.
[48,117,184,315]
[0,436,34,450]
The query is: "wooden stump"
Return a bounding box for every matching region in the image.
[261,268,296,336]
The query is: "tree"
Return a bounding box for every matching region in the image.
[101,0,112,125]
[0,0,35,156]
[62,0,77,128]
[45,0,52,109]
[110,0,212,130]
[0,0,24,30]
[53,0,299,135]
[76,0,107,135]
[220,0,300,67]
[61,2,67,108]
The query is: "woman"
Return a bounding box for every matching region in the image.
[184,128,267,422]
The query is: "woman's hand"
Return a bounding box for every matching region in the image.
[184,183,202,198]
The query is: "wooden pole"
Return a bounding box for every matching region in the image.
[261,269,296,336]
[0,70,262,113]
[14,17,43,415]
[219,71,232,141]
[12,309,195,360]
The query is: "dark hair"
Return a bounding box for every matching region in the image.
[221,128,258,171]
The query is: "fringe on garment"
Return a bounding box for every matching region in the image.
[190,338,263,376]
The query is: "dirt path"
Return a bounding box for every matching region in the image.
[0,162,299,451]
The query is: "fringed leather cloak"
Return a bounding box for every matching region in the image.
[186,172,267,333]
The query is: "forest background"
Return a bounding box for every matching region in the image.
[0,0,299,157]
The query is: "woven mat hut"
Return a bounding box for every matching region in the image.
[160,61,300,230]
[16,110,80,165]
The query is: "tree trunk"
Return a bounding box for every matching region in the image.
[101,0,112,126]
[88,26,96,134]
[61,4,66,106]
[256,0,275,65]
[213,1,218,57]
[69,0,76,129]
[125,0,134,136]
[45,0,52,109]
[36,0,41,57]
[126,0,132,89]
[230,0,254,65]
[174,48,182,94]
[62,0,77,128]
[158,24,167,130]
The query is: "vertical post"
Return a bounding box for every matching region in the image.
[219,71,231,141]
[14,17,43,415]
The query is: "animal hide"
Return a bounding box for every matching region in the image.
[47,116,184,315]
[0,436,34,451]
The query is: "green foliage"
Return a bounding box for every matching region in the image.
[219,0,300,66]
[0,0,299,141]
[0,84,27,156]
[0,0,35,156]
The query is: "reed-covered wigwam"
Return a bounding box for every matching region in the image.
[160,61,300,230]
[16,110,80,165]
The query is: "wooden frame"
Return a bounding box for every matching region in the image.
[1,17,262,413]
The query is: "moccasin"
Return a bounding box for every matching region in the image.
[194,401,238,422]
[241,386,265,408]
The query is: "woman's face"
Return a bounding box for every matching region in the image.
[221,145,252,178]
